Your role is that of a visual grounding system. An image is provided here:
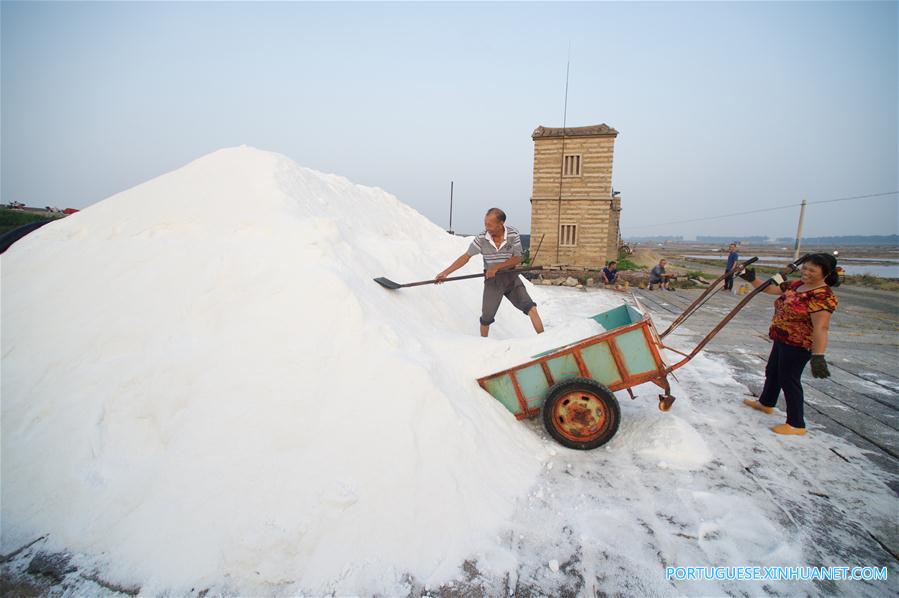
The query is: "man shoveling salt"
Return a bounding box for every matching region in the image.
[436,208,544,338]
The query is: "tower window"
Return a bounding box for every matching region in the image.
[563,154,582,177]
[560,224,578,246]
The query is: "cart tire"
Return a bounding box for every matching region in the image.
[541,377,620,450]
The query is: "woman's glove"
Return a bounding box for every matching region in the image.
[738,268,756,282]
[810,354,830,378]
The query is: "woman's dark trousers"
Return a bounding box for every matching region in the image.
[759,341,811,428]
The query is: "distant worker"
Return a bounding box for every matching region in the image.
[723,242,739,293]
[648,258,676,291]
[741,253,840,436]
[436,208,544,338]
[602,260,622,289]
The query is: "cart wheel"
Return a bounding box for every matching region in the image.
[658,395,676,412]
[541,377,620,450]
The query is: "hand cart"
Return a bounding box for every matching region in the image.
[476,255,809,449]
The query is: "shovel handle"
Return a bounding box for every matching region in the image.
[408,272,487,287]
[416,266,544,288]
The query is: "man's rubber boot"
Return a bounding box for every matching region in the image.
[743,398,774,414]
[772,423,807,436]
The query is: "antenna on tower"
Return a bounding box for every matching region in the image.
[555,42,572,263]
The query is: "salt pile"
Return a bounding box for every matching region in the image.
[0,146,585,594]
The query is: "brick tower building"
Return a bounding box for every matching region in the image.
[529,124,621,268]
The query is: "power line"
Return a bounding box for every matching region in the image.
[808,191,897,206]
[624,202,797,230]
[621,191,898,231]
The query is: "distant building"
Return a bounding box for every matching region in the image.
[529,124,621,268]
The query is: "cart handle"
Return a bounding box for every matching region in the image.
[659,256,759,339]
[665,253,810,373]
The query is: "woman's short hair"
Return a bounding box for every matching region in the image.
[805,253,841,287]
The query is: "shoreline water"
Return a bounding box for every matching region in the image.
[627,241,899,283]
[679,254,899,278]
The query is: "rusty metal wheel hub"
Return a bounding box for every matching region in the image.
[553,391,610,442]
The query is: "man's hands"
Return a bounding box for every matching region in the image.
[436,254,472,284]
[436,253,517,284]
[436,265,501,282]
[810,354,830,378]
[739,267,756,282]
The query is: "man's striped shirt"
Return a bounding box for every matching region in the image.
[466,225,524,269]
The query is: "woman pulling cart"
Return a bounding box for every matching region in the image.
[741,253,841,436]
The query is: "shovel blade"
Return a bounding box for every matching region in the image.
[374,277,402,290]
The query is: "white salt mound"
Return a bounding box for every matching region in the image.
[1,147,547,594]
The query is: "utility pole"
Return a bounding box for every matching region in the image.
[793,198,807,260]
[447,181,454,235]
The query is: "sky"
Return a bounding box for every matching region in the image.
[2,1,897,239]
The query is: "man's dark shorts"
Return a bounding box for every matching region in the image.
[480,272,537,326]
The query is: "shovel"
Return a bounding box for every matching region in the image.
[375,266,544,290]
